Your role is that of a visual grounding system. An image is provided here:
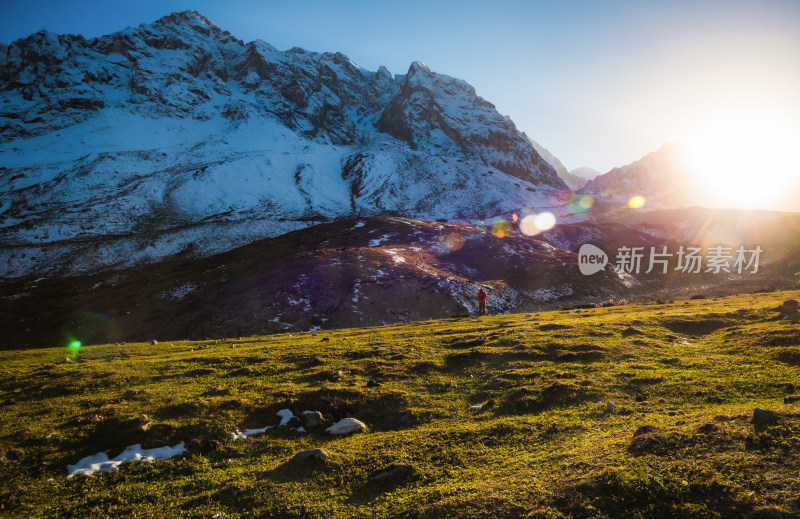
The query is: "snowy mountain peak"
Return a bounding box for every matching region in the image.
[0,12,569,278]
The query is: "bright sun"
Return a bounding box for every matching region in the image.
[686,109,800,209]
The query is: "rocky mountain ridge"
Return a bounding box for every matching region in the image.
[0,11,568,279]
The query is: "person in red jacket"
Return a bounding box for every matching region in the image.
[477,288,487,316]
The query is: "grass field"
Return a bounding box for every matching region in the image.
[1,290,799,518]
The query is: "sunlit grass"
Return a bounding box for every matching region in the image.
[0,289,798,517]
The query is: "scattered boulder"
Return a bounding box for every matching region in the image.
[151,340,158,345]
[365,379,382,388]
[486,377,504,389]
[482,437,498,447]
[399,410,415,425]
[633,425,658,438]
[631,425,659,449]
[751,408,777,425]
[697,423,718,434]
[303,411,323,429]
[326,418,366,435]
[136,422,151,433]
[603,401,617,414]
[291,448,329,462]
[781,299,799,315]
[784,396,800,404]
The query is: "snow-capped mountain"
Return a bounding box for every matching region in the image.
[0,11,568,279]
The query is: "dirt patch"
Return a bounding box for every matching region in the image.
[776,349,800,366]
[661,319,730,336]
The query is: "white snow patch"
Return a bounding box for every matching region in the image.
[229,426,272,440]
[369,234,391,247]
[66,442,185,477]
[277,409,296,426]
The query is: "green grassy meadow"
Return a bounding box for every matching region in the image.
[1,290,799,518]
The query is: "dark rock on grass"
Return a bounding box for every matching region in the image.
[621,327,643,337]
[303,411,323,429]
[482,437,498,447]
[631,425,659,449]
[365,379,382,388]
[633,425,658,438]
[751,408,777,425]
[186,438,221,454]
[781,299,799,315]
[399,410,415,425]
[635,394,648,402]
[784,396,800,404]
[291,448,329,463]
[697,423,718,433]
[486,377,505,389]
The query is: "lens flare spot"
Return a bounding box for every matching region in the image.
[567,195,595,215]
[628,195,646,209]
[534,212,557,231]
[511,213,519,223]
[68,339,82,349]
[439,232,464,252]
[520,214,540,236]
[492,220,512,238]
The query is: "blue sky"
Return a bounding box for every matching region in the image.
[2,0,799,173]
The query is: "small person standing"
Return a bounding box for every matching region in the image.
[477,288,487,316]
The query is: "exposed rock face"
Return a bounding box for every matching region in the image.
[0,11,566,279]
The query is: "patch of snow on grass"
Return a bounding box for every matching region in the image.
[229,426,272,440]
[277,409,296,426]
[67,442,185,477]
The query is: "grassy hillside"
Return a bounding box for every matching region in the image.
[1,290,799,518]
